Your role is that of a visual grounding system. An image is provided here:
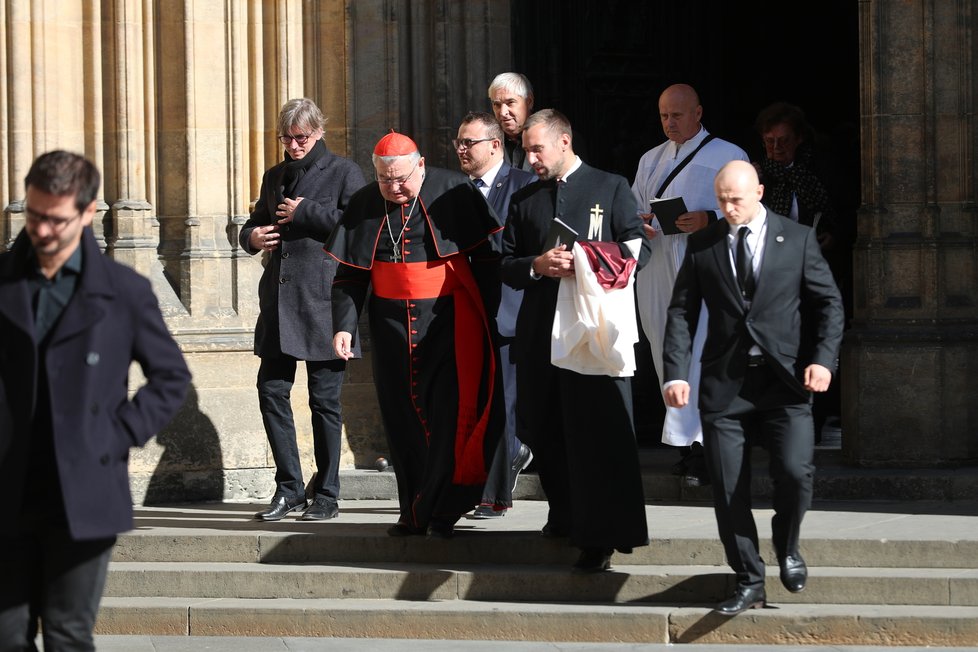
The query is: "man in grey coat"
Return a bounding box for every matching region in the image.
[240,98,366,521]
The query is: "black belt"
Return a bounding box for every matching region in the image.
[747,354,767,367]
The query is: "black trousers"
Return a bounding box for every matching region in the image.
[516,358,649,551]
[257,355,347,501]
[701,363,815,590]
[479,338,523,508]
[0,525,115,652]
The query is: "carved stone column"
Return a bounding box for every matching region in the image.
[844,0,978,466]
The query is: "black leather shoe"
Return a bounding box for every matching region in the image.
[715,585,767,616]
[510,443,534,492]
[301,496,339,521]
[572,547,613,573]
[473,504,506,519]
[426,521,455,539]
[541,522,570,538]
[779,553,808,593]
[254,495,306,521]
[387,522,422,537]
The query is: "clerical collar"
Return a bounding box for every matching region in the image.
[556,155,583,183]
[471,158,504,189]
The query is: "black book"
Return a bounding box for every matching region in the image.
[543,217,578,253]
[649,196,688,235]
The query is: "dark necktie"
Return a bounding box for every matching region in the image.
[736,225,755,300]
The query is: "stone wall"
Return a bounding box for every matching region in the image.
[843,0,978,466]
[0,0,512,503]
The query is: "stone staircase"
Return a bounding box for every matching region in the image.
[96,450,978,646]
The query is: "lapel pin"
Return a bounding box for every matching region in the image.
[776,235,784,243]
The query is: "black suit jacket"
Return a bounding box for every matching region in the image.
[482,162,535,336]
[0,228,191,540]
[485,162,536,239]
[500,162,650,366]
[663,210,843,413]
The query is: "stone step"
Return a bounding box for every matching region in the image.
[117,500,978,569]
[103,561,978,606]
[113,530,978,569]
[334,447,978,504]
[98,500,978,647]
[94,597,978,647]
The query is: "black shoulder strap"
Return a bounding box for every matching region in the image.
[654,134,716,199]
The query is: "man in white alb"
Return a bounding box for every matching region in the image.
[631,83,748,485]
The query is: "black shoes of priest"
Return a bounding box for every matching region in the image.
[779,553,808,593]
[715,585,767,616]
[572,547,613,573]
[254,495,306,521]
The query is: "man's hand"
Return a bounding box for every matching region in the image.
[276,197,304,224]
[803,363,832,392]
[249,224,280,252]
[675,210,709,233]
[640,212,659,239]
[532,244,575,278]
[333,331,354,360]
[664,381,690,408]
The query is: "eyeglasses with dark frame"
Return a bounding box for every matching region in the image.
[452,137,495,151]
[24,206,82,232]
[377,161,419,187]
[279,133,312,145]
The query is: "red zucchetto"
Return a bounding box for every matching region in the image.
[373,131,418,157]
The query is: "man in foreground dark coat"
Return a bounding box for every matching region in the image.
[0,150,191,649]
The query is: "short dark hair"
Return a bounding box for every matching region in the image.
[24,150,101,213]
[460,111,504,142]
[523,108,573,143]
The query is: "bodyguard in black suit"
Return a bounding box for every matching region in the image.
[663,161,844,614]
[0,151,191,648]
[501,109,651,572]
[240,99,366,522]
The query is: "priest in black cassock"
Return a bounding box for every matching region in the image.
[325,132,503,539]
[501,109,651,572]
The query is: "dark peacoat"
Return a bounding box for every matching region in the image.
[240,144,367,361]
[0,227,191,541]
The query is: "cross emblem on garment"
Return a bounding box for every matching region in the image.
[588,204,604,240]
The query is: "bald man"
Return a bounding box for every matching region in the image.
[631,84,748,487]
[662,161,843,615]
